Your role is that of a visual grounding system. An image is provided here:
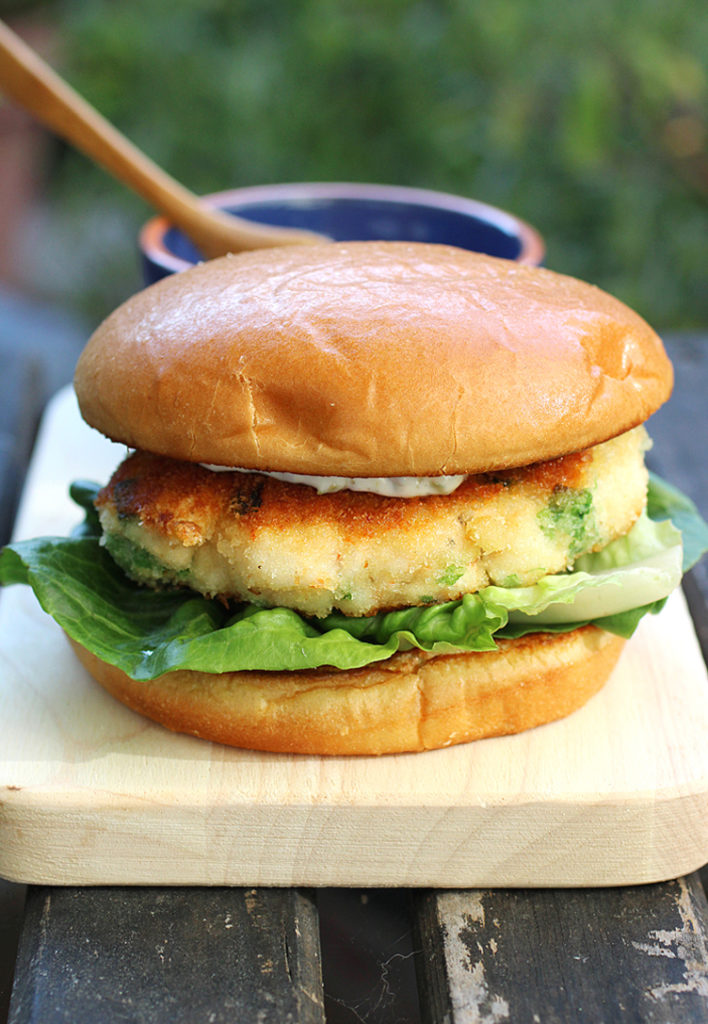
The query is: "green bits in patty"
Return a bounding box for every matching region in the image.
[538,487,599,560]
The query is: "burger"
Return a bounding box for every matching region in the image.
[2,242,704,754]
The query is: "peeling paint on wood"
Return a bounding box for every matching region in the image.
[439,893,510,1023]
[413,874,708,1023]
[632,876,708,1004]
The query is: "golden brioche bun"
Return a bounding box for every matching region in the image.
[74,242,672,477]
[68,627,625,756]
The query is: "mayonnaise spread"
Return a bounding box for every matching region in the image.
[200,466,467,497]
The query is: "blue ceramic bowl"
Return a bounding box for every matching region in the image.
[139,182,544,283]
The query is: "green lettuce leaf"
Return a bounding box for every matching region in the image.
[0,475,705,680]
[646,471,708,571]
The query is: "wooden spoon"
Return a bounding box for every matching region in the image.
[0,20,327,257]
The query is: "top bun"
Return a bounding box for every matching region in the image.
[74,242,672,476]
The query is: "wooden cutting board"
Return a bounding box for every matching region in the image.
[1,386,707,888]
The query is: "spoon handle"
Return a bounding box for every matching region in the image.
[0,21,322,255]
[0,22,195,205]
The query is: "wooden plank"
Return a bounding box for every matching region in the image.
[648,333,708,659]
[8,886,325,1024]
[0,351,43,547]
[2,386,708,888]
[650,334,708,518]
[413,873,708,1023]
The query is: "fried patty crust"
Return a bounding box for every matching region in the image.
[96,427,649,617]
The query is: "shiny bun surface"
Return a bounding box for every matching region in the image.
[75,241,672,475]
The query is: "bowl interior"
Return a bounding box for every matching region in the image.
[141,184,544,283]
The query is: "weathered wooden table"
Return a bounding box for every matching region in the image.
[1,332,707,1023]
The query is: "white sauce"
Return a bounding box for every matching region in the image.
[200,465,467,497]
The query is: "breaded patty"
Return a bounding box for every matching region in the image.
[96,427,649,618]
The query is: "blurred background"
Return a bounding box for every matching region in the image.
[1,0,707,333]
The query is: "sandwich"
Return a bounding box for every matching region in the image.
[2,241,706,754]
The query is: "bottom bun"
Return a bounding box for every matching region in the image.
[68,626,625,756]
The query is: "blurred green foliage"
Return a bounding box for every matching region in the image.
[32,0,708,327]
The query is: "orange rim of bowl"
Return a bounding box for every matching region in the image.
[139,182,545,276]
